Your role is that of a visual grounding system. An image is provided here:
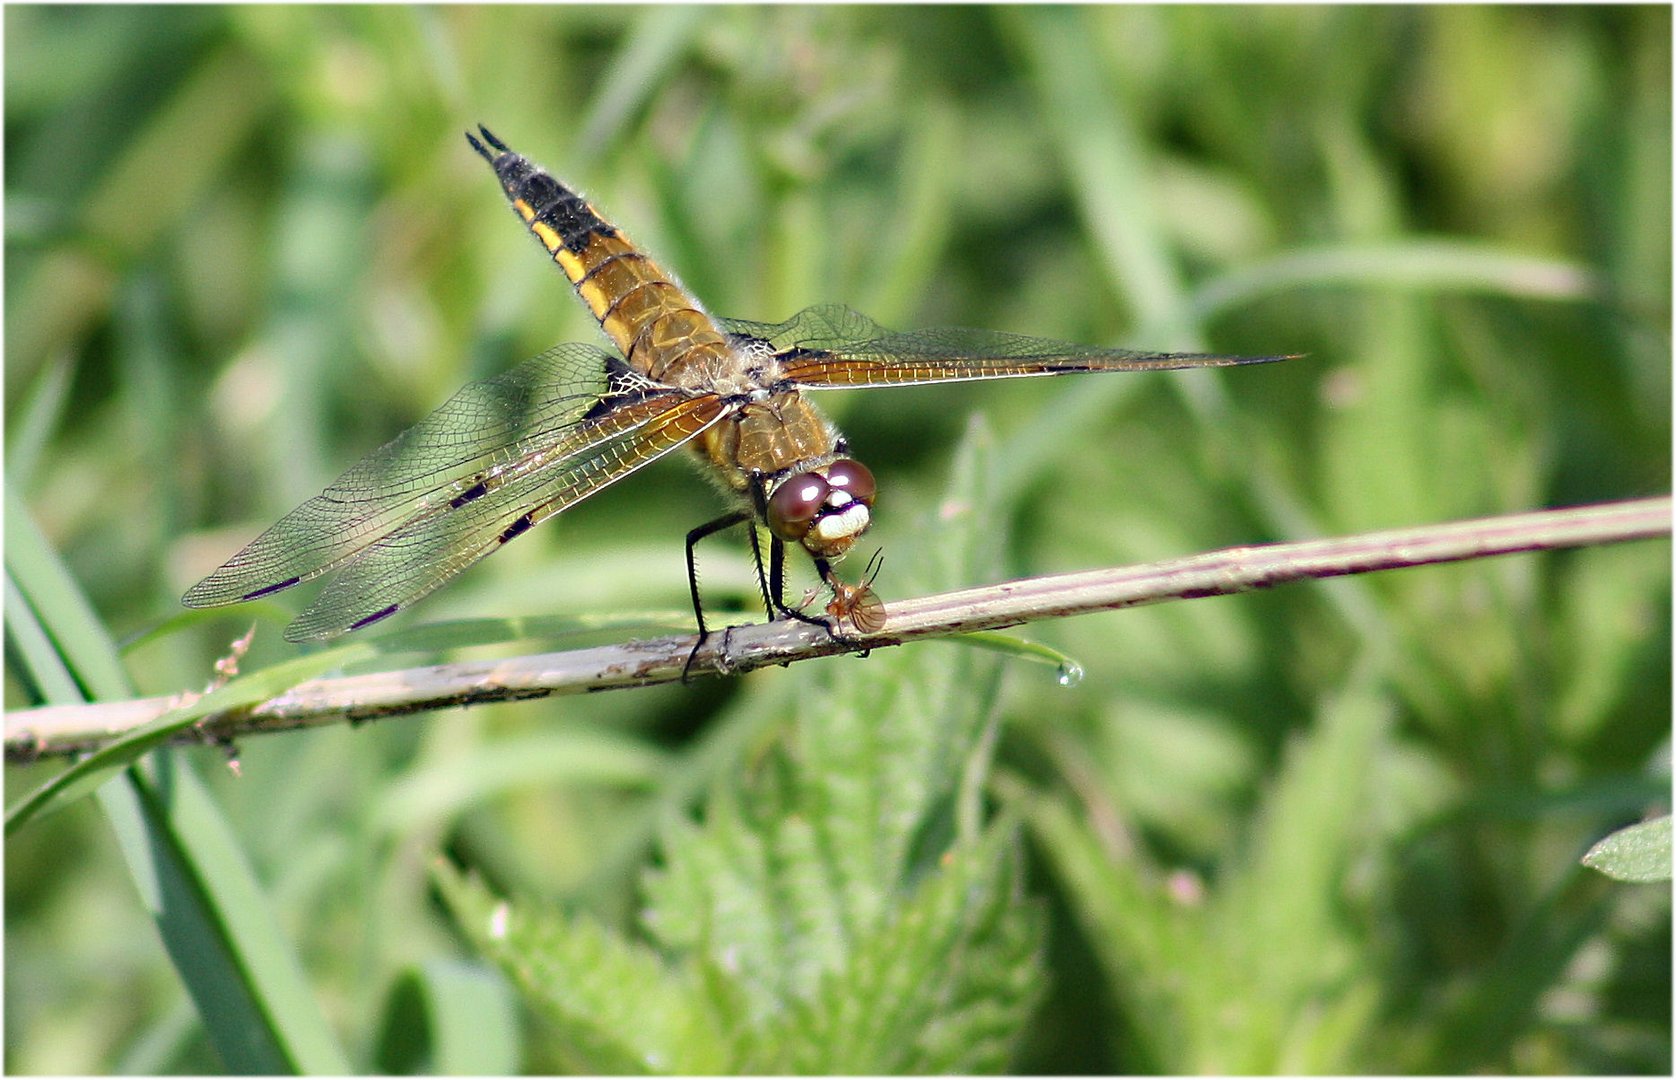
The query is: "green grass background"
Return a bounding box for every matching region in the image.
[5,5,1670,1073]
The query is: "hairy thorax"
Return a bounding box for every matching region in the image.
[695,391,839,494]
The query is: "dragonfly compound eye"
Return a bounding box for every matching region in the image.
[800,460,875,558]
[767,473,830,542]
[824,458,876,508]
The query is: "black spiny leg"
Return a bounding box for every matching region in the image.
[745,519,829,631]
[766,532,783,614]
[744,522,779,618]
[683,509,750,681]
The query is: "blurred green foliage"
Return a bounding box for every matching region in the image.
[5,5,1669,1074]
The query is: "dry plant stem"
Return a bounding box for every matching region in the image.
[7,496,1669,760]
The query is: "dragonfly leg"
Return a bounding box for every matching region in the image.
[746,523,780,618]
[683,508,750,681]
[745,471,833,632]
[766,541,841,631]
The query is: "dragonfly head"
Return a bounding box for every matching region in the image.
[765,458,876,560]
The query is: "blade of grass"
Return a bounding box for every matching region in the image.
[5,644,374,832]
[4,351,76,484]
[999,6,1178,326]
[572,5,704,160]
[373,958,522,1074]
[4,480,349,1072]
[1186,240,1603,326]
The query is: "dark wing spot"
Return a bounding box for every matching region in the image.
[349,604,401,631]
[241,577,302,601]
[498,515,534,544]
[451,480,490,508]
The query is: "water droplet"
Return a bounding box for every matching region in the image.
[1056,660,1085,687]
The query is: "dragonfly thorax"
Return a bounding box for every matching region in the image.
[697,390,838,489]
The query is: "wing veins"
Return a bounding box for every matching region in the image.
[283,393,727,640]
[183,343,687,607]
[722,303,1295,390]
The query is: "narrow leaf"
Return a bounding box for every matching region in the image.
[1582,817,1672,883]
[6,481,348,1072]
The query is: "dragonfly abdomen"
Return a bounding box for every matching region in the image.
[468,126,732,384]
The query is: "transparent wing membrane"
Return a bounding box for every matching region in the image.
[723,303,1296,388]
[183,343,721,640]
[283,394,726,640]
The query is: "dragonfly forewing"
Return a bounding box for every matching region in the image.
[183,342,684,618]
[282,392,729,640]
[725,304,1296,389]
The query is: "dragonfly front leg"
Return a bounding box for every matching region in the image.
[748,523,831,631]
[745,522,784,620]
[683,508,751,681]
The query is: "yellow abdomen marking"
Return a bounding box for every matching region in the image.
[531,220,563,253]
[555,247,585,280]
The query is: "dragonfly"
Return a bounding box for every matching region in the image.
[184,125,1291,658]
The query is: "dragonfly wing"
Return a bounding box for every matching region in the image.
[722,303,1296,388]
[720,303,891,351]
[282,391,728,640]
[183,343,684,611]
